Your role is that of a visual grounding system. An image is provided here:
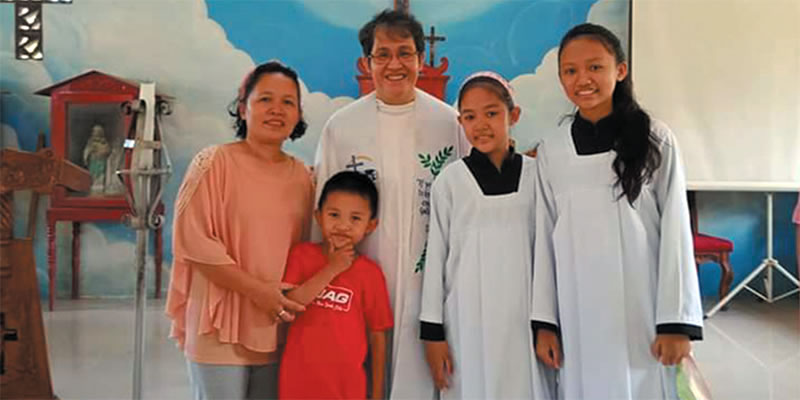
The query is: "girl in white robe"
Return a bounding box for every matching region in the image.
[531,23,704,400]
[420,71,553,400]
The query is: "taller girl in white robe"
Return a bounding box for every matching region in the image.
[314,88,469,399]
[531,117,704,400]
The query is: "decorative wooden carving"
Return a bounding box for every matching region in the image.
[0,146,90,399]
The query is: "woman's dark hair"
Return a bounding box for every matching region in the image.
[457,75,515,111]
[358,9,425,57]
[228,60,308,140]
[318,171,379,219]
[558,23,661,205]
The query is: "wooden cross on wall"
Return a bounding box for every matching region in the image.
[0,0,73,60]
[424,26,446,67]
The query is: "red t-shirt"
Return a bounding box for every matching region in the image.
[278,242,393,399]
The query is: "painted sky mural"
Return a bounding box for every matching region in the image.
[0,0,795,299]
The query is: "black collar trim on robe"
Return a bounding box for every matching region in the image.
[462,146,522,196]
[571,111,623,155]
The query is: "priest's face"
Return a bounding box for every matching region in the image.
[316,191,378,250]
[365,27,423,105]
[240,72,301,146]
[458,86,520,162]
[558,37,628,122]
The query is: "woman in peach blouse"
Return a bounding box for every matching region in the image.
[165,61,313,399]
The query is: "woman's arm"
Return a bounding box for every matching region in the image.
[192,262,304,321]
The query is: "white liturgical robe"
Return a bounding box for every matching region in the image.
[420,156,554,400]
[531,118,703,400]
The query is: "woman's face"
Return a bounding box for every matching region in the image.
[240,72,301,145]
[558,37,627,122]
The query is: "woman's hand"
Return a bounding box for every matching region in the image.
[424,340,454,391]
[651,334,691,366]
[251,281,305,323]
[190,262,305,323]
[535,329,562,369]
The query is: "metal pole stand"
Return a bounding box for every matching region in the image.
[705,192,799,318]
[117,83,172,400]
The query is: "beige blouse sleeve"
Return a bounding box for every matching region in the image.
[166,146,236,349]
[173,146,236,267]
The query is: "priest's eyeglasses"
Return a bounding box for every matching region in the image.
[368,50,420,65]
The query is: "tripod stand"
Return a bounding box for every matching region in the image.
[705,192,799,318]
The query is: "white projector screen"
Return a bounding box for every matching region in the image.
[632,0,800,190]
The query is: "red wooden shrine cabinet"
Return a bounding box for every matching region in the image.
[35,71,166,310]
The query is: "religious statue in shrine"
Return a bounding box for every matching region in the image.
[81,124,111,194]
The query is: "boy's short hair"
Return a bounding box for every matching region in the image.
[318,171,379,218]
[358,9,425,57]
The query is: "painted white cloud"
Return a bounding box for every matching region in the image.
[509,48,574,151]
[298,0,497,29]
[1,124,20,149]
[286,85,354,164]
[0,50,53,126]
[507,0,628,151]
[587,0,629,47]
[75,223,170,297]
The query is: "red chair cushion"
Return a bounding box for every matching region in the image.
[694,233,734,252]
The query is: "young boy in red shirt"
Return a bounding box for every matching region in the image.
[279,171,392,399]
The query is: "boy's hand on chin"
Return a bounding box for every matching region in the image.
[327,238,356,273]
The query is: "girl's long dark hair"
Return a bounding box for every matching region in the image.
[559,23,661,205]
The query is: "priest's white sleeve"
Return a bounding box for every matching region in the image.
[652,123,703,339]
[419,172,452,327]
[311,119,337,242]
[531,145,560,330]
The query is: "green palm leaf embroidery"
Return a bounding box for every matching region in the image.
[414,243,428,273]
[414,145,454,274]
[418,153,432,169]
[417,145,454,177]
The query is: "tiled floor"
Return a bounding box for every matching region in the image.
[38,295,799,399]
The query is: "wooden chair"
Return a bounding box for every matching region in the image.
[688,192,734,304]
